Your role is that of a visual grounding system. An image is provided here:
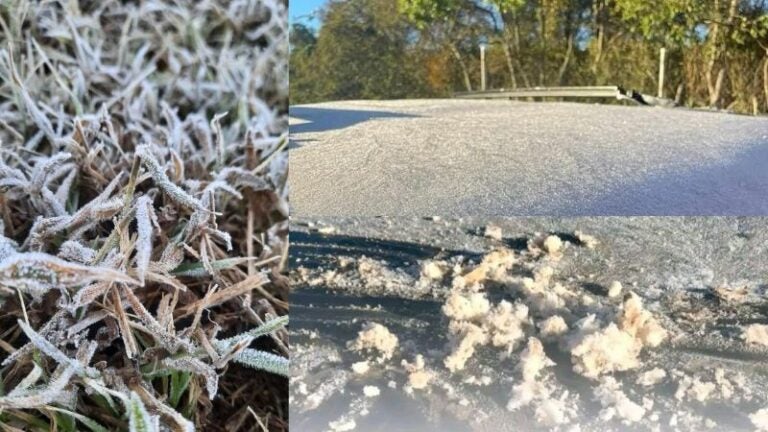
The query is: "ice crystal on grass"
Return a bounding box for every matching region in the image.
[134,196,158,285]
[0,365,77,409]
[0,252,136,300]
[225,348,290,378]
[0,0,288,429]
[212,315,290,377]
[136,145,204,211]
[216,315,289,348]
[128,392,159,432]
[58,240,97,264]
[162,357,219,399]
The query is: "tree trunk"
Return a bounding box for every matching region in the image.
[763,52,768,111]
[707,0,738,108]
[557,34,574,85]
[590,0,605,78]
[502,40,518,88]
[705,0,721,105]
[674,82,685,105]
[449,42,472,92]
[514,57,532,88]
[710,67,726,107]
[538,4,547,85]
[503,10,531,89]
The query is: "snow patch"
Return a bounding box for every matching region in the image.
[594,377,645,424]
[442,291,491,322]
[348,323,399,362]
[636,368,667,387]
[484,224,503,241]
[518,337,555,382]
[743,324,768,347]
[574,230,599,249]
[351,361,370,375]
[751,408,768,431]
[608,281,622,298]
[568,294,667,379]
[537,315,568,338]
[402,354,432,391]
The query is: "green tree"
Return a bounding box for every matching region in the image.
[290,0,768,114]
[310,0,430,101]
[399,0,484,91]
[289,23,319,104]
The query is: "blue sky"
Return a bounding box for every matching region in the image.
[290,0,327,29]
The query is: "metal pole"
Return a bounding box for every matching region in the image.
[658,47,666,98]
[480,44,487,91]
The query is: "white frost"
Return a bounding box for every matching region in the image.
[442,291,491,322]
[362,386,380,397]
[348,323,399,362]
[743,324,768,347]
[594,377,645,424]
[751,408,768,431]
[636,368,667,387]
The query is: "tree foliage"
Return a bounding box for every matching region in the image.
[290,0,432,103]
[291,0,768,114]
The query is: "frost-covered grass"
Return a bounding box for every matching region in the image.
[0,0,288,431]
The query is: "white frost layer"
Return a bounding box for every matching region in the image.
[527,234,564,260]
[484,224,503,241]
[348,323,399,361]
[574,230,599,249]
[713,284,748,304]
[443,296,529,371]
[568,317,640,379]
[456,248,516,286]
[751,408,768,431]
[507,379,549,411]
[608,281,622,298]
[518,337,555,382]
[569,294,668,379]
[351,361,370,375]
[534,396,572,427]
[444,321,489,372]
[363,386,380,397]
[408,371,432,390]
[543,235,563,255]
[485,301,529,354]
[538,315,568,338]
[636,368,667,387]
[508,380,577,427]
[743,324,768,347]
[594,377,645,424]
[617,293,668,348]
[402,354,433,390]
[442,291,491,322]
[506,335,575,426]
[675,375,716,402]
[518,265,579,315]
[421,261,445,281]
[329,418,356,432]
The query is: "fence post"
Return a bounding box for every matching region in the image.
[658,47,666,98]
[480,43,487,91]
